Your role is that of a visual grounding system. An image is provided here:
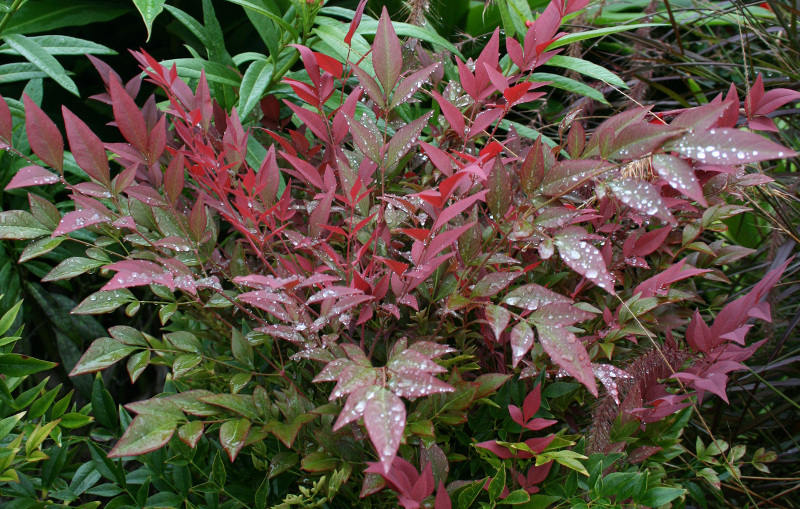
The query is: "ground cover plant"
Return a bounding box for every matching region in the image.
[0,0,798,507]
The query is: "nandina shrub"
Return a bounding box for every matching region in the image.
[0,0,796,506]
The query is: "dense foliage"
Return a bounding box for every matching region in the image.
[0,0,798,507]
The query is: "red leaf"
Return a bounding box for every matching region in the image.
[634,259,710,298]
[110,75,148,155]
[747,116,778,132]
[475,440,514,459]
[456,59,478,99]
[284,101,328,140]
[345,0,368,46]
[146,115,166,163]
[631,226,672,257]
[62,106,110,186]
[6,165,59,190]
[432,190,487,231]
[504,82,532,106]
[24,94,64,171]
[372,8,403,93]
[753,87,800,116]
[0,94,11,144]
[522,385,542,421]
[163,153,185,205]
[670,102,729,131]
[431,90,465,139]
[538,325,597,396]
[744,74,765,119]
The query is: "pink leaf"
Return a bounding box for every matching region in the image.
[668,128,796,163]
[435,481,451,509]
[503,284,571,311]
[372,8,403,93]
[530,302,594,327]
[607,178,675,224]
[651,154,707,206]
[554,234,615,293]
[6,165,59,190]
[485,304,510,341]
[52,207,110,237]
[363,387,406,473]
[538,325,597,396]
[511,321,534,368]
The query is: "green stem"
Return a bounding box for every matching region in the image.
[0,0,24,37]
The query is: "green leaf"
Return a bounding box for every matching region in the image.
[177,420,204,448]
[0,353,56,376]
[240,0,281,63]
[3,34,79,96]
[60,412,94,429]
[222,0,298,39]
[0,412,24,441]
[19,236,64,263]
[0,62,48,83]
[501,489,531,505]
[26,419,61,456]
[301,451,338,472]
[220,418,251,461]
[71,289,135,315]
[488,464,506,501]
[70,338,136,376]
[0,210,50,239]
[3,1,127,35]
[133,0,166,41]
[238,59,273,120]
[127,351,150,384]
[200,393,259,420]
[212,451,227,485]
[107,415,176,458]
[638,487,686,507]
[172,353,202,379]
[546,55,628,89]
[231,328,254,369]
[529,73,609,105]
[92,373,118,430]
[42,257,105,282]
[546,24,665,50]
[0,36,115,56]
[0,299,22,336]
[457,478,487,509]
